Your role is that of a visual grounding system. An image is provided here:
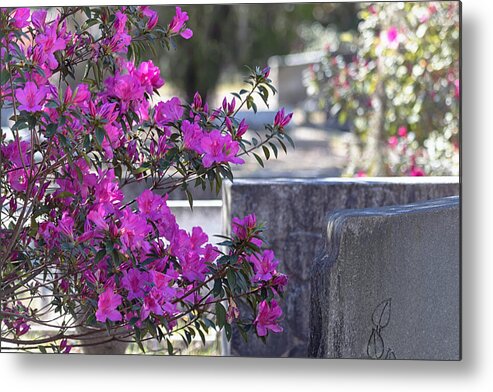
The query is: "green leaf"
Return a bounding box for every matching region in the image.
[137,339,146,353]
[284,133,295,149]
[94,249,106,264]
[197,327,206,346]
[95,127,105,145]
[215,302,227,329]
[262,145,270,160]
[253,153,264,167]
[226,268,237,290]
[268,142,278,158]
[224,324,232,341]
[185,189,194,210]
[0,70,10,85]
[55,191,76,199]
[278,139,287,154]
[212,278,223,297]
[166,339,174,355]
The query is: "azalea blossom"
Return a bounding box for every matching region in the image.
[248,250,279,282]
[119,208,151,252]
[139,6,158,30]
[8,168,29,192]
[2,5,289,351]
[201,130,244,167]
[11,8,30,29]
[273,108,293,130]
[35,21,67,69]
[133,60,164,94]
[122,269,149,300]
[398,126,408,137]
[16,81,46,112]
[95,288,123,322]
[254,300,283,337]
[155,97,184,126]
[182,120,205,153]
[168,7,193,39]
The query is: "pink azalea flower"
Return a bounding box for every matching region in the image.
[141,288,164,320]
[150,135,171,158]
[113,11,127,33]
[387,26,398,43]
[1,140,30,167]
[254,300,283,337]
[101,123,124,159]
[89,101,119,125]
[192,92,203,111]
[388,135,399,148]
[59,339,72,354]
[150,270,173,290]
[139,6,159,30]
[180,28,193,40]
[274,108,293,130]
[398,126,407,137]
[190,226,208,253]
[201,130,244,168]
[8,168,29,192]
[103,31,132,54]
[63,83,90,106]
[168,228,193,260]
[94,169,124,211]
[222,97,236,115]
[14,320,30,336]
[15,81,46,112]
[11,8,30,29]
[262,66,271,78]
[272,273,288,294]
[181,252,208,282]
[121,268,149,300]
[248,250,279,282]
[236,119,249,139]
[31,9,47,31]
[182,120,205,153]
[137,189,173,223]
[134,60,164,94]
[35,22,67,69]
[410,166,425,176]
[168,7,193,39]
[95,287,122,322]
[202,243,219,264]
[86,207,109,232]
[119,208,151,252]
[155,97,184,125]
[232,213,256,239]
[58,212,74,238]
[104,73,144,112]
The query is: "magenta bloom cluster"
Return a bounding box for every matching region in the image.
[1,6,292,353]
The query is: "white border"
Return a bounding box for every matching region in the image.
[2,1,492,391]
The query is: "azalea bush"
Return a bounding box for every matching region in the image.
[0,6,293,354]
[305,1,459,176]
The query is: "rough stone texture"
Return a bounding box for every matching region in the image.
[222,177,459,357]
[309,196,460,360]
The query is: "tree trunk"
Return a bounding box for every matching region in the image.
[364,57,388,176]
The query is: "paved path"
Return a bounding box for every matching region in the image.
[233,125,349,179]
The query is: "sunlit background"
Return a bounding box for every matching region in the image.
[147,2,459,182]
